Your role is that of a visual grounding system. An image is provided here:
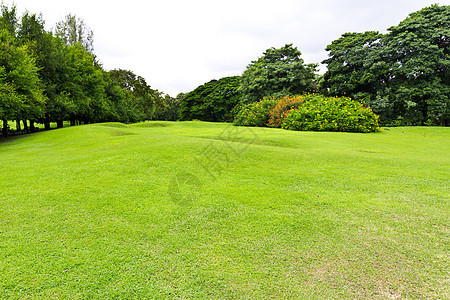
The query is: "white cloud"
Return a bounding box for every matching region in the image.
[3,0,447,96]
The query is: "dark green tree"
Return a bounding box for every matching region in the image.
[320,31,384,101]
[372,4,449,125]
[0,4,17,35]
[109,69,159,120]
[0,71,22,136]
[180,76,241,122]
[17,12,58,130]
[35,33,76,129]
[0,28,44,136]
[41,41,106,126]
[154,93,182,121]
[321,4,449,125]
[240,44,317,104]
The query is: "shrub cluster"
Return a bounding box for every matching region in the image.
[267,96,305,128]
[233,97,278,127]
[282,96,380,133]
[234,94,380,133]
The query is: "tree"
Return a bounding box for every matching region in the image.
[372,4,449,125]
[55,14,94,53]
[109,69,159,120]
[320,31,384,101]
[179,76,241,122]
[17,12,55,130]
[0,73,23,136]
[153,94,181,121]
[0,4,17,35]
[0,28,44,136]
[321,5,449,125]
[240,44,317,104]
[63,43,106,124]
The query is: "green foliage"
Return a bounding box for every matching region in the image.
[0,4,17,34]
[0,77,22,122]
[240,44,317,104]
[320,31,383,101]
[321,4,450,126]
[267,96,305,128]
[109,69,159,120]
[153,93,181,121]
[233,97,278,127]
[0,28,45,124]
[374,4,450,126]
[102,71,143,123]
[59,43,106,123]
[180,76,241,122]
[0,3,184,134]
[234,94,379,133]
[282,95,380,133]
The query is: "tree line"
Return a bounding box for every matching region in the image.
[0,5,181,137]
[1,4,448,137]
[180,4,449,126]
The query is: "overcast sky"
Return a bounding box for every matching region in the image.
[4,0,448,96]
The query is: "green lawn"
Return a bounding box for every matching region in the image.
[0,122,448,299]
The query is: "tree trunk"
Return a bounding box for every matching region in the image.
[16,120,21,131]
[23,120,28,132]
[57,120,64,128]
[2,120,8,137]
[70,118,75,126]
[44,121,51,130]
[30,121,35,132]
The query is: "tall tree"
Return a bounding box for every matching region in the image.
[0,28,44,136]
[55,14,94,53]
[109,69,159,120]
[372,4,449,125]
[154,94,181,121]
[320,31,384,101]
[240,44,317,104]
[63,43,106,124]
[321,4,449,125]
[0,4,17,35]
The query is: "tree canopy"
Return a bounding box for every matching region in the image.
[321,4,449,125]
[1,3,449,135]
[240,44,317,104]
[179,76,241,122]
[0,24,44,135]
[0,4,175,136]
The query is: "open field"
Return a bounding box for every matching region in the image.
[0,122,448,299]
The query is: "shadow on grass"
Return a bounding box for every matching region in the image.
[0,134,29,144]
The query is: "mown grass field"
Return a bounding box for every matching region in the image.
[0,122,448,299]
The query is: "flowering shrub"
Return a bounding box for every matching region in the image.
[234,94,380,133]
[282,96,380,133]
[233,97,278,127]
[267,96,305,128]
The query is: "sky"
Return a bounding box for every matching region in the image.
[3,0,449,96]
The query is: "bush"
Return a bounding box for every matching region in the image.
[267,96,305,128]
[234,94,380,133]
[282,95,380,133]
[233,97,278,127]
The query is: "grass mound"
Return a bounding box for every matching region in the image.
[97,122,129,128]
[131,121,169,128]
